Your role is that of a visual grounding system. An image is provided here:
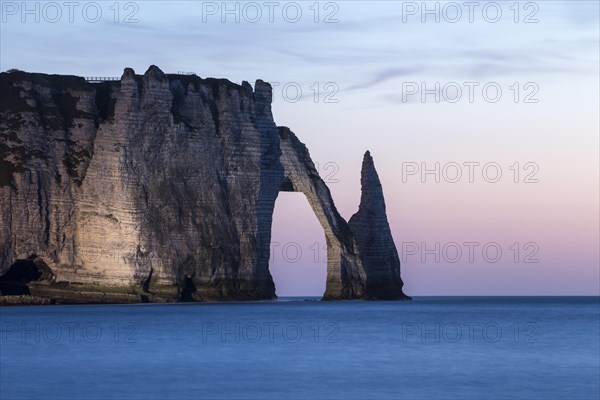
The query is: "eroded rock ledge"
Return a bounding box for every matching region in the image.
[0,66,410,304]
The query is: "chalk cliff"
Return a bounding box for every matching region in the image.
[0,66,409,303]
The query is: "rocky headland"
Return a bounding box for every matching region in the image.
[0,66,410,304]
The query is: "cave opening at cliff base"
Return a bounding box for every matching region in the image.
[270,192,327,298]
[0,255,55,295]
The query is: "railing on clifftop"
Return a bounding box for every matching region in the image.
[85,77,119,83]
[85,73,198,82]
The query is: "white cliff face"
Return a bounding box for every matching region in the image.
[0,66,408,303]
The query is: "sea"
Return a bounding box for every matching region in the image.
[1,297,599,400]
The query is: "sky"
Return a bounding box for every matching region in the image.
[1,0,598,295]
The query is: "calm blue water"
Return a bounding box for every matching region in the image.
[1,297,599,400]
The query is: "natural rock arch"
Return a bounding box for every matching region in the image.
[0,66,409,303]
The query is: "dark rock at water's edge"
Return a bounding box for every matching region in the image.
[0,66,410,304]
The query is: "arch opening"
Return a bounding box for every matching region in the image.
[180,277,198,302]
[269,192,327,298]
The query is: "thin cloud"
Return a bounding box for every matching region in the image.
[344,67,423,91]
